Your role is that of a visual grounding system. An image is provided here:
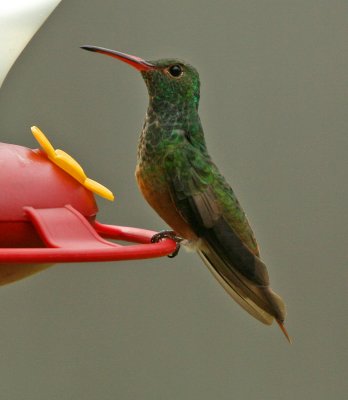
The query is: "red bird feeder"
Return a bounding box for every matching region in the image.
[0,127,176,285]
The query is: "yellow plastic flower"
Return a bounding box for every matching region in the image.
[31,126,114,201]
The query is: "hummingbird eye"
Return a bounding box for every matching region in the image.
[167,64,183,78]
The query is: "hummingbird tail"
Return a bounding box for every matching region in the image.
[198,244,287,333]
[276,320,292,343]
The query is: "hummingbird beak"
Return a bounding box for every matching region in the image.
[81,45,156,72]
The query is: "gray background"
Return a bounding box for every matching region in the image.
[0,0,347,399]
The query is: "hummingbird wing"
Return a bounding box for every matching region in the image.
[165,145,286,326]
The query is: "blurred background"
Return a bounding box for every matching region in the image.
[0,1,347,399]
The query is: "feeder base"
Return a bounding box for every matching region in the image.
[0,263,53,286]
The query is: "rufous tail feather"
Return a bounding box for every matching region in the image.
[276,320,292,344]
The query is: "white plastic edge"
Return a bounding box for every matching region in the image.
[0,0,62,88]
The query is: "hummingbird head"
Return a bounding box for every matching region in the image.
[140,58,200,109]
[81,46,200,109]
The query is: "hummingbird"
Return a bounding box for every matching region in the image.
[81,45,290,342]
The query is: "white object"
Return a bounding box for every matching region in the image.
[0,0,61,88]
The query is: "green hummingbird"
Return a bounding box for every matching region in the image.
[82,45,290,342]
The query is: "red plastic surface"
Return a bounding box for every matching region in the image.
[0,142,176,264]
[0,205,177,263]
[0,143,98,222]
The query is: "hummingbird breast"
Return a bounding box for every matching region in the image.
[135,109,201,240]
[135,164,198,241]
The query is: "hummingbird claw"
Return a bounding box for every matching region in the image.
[167,243,181,258]
[151,230,183,258]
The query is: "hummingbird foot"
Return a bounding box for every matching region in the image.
[151,230,183,258]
